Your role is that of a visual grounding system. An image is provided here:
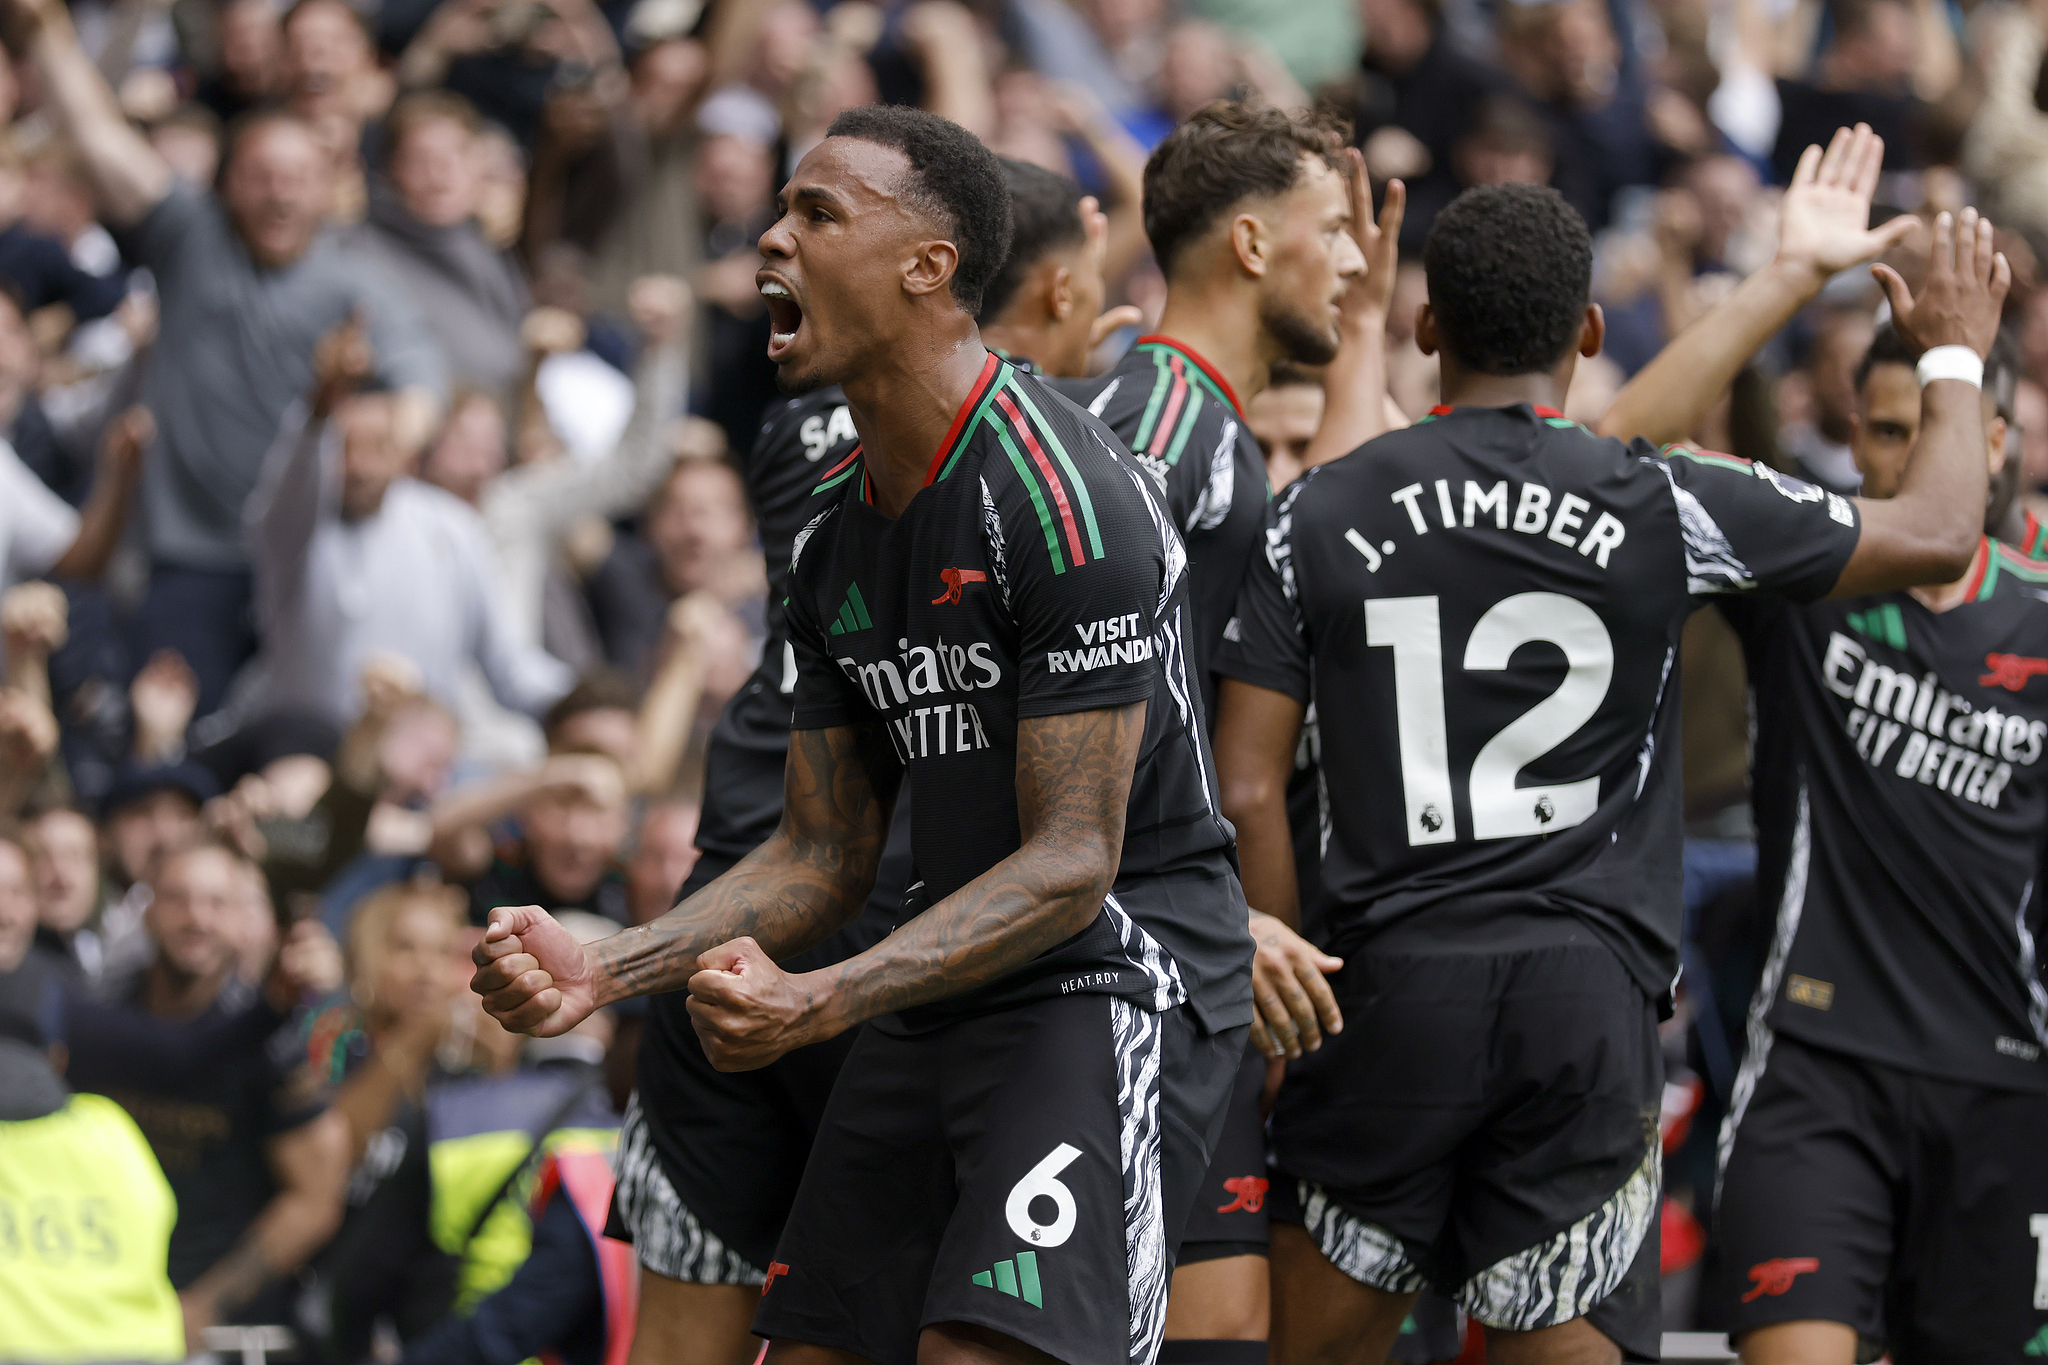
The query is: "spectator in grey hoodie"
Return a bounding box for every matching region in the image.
[345,92,531,404]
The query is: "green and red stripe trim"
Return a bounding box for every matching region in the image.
[812,444,864,496]
[1134,335,1242,416]
[2021,508,2048,560]
[921,352,1005,489]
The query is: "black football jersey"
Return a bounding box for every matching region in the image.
[1061,336,1268,718]
[695,388,857,860]
[1217,404,1862,1000]
[785,353,1254,1032]
[1723,538,2048,1092]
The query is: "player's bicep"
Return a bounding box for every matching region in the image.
[1014,701,1148,873]
[1214,500,1312,702]
[1827,496,1971,598]
[781,722,900,855]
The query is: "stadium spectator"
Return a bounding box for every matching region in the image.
[624,799,700,926]
[438,750,632,927]
[1246,360,1325,489]
[292,882,470,1359]
[241,314,572,734]
[345,91,530,400]
[25,803,106,981]
[62,840,350,1344]
[9,0,446,714]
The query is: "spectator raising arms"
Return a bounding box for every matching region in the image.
[5,0,446,715]
[240,313,571,735]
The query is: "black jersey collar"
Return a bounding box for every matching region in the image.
[1425,403,1569,420]
[1134,335,1243,417]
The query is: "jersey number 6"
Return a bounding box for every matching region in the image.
[1366,592,1615,845]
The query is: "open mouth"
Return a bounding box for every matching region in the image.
[760,277,804,360]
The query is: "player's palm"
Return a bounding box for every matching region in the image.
[1776,123,1917,280]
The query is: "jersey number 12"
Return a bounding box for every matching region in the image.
[1366,592,1614,845]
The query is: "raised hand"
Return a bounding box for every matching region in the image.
[1,582,68,659]
[311,312,373,417]
[1246,910,1343,1060]
[1337,147,1406,329]
[100,405,155,488]
[520,305,586,357]
[129,649,197,761]
[628,274,693,350]
[1775,124,1919,283]
[470,904,601,1036]
[1873,206,2012,359]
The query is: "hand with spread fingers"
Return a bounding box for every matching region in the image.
[1873,205,2012,359]
[1773,123,1919,284]
[1247,909,1343,1060]
[1336,146,1406,335]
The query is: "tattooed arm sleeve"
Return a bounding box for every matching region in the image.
[587,719,903,1005]
[799,698,1146,1031]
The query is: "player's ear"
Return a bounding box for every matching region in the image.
[1230,211,1270,279]
[1414,304,1439,358]
[904,238,959,299]
[1988,414,2011,478]
[1577,303,1605,359]
[1048,264,1074,323]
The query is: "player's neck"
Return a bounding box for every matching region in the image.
[842,332,995,519]
[1155,288,1270,408]
[1910,536,1988,614]
[1436,356,1572,412]
[979,321,1058,376]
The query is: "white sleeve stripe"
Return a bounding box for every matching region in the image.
[1643,456,1757,594]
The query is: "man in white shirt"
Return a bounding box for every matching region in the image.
[241,319,573,733]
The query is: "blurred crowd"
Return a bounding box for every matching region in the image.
[0,0,2045,1353]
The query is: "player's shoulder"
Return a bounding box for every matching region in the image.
[1072,337,1241,444]
[973,367,1148,500]
[1653,442,1859,524]
[1983,538,2048,610]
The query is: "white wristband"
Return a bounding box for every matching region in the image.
[1916,344,1984,389]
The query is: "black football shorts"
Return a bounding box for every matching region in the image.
[612,847,883,1281]
[1176,1044,1271,1264]
[1712,1030,2048,1362]
[1269,942,1662,1361]
[754,993,1245,1365]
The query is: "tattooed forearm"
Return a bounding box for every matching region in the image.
[804,700,1145,1031]
[593,722,900,1004]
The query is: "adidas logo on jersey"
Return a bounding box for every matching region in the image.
[970,1250,1044,1307]
[829,582,873,635]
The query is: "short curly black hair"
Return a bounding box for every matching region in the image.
[979,158,1087,324]
[1142,101,1349,280]
[1422,183,1592,376]
[826,105,1013,315]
